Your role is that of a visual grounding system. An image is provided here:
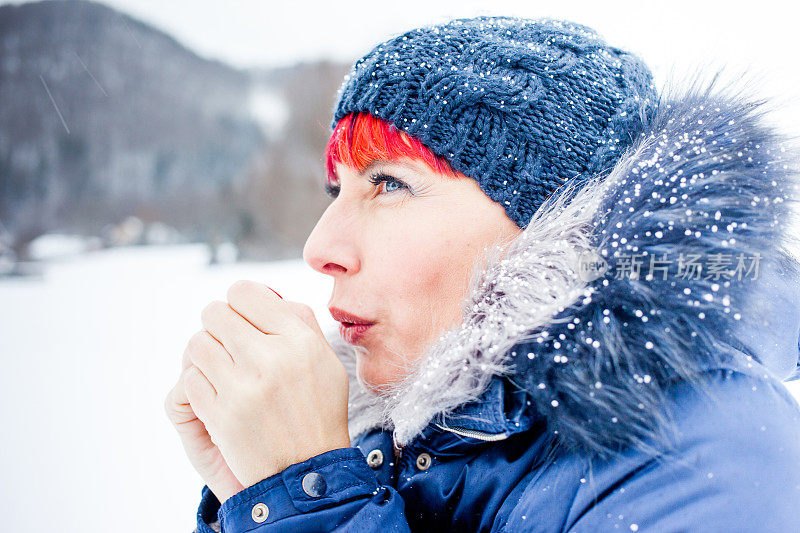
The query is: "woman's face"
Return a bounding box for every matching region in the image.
[303,157,523,394]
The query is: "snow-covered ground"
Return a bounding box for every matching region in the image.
[1,243,799,533]
[0,244,339,533]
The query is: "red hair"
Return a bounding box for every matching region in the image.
[325,112,460,185]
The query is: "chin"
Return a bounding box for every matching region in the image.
[355,350,401,396]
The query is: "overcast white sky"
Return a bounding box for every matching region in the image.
[3,0,799,131]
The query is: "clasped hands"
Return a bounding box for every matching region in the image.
[164,280,351,505]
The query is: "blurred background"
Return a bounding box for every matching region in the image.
[0,1,798,531]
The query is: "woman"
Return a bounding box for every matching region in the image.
[167,16,800,532]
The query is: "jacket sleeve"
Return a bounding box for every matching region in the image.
[194,446,412,532]
[563,369,800,532]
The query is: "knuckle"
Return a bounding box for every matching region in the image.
[183,365,205,391]
[188,329,207,347]
[293,302,314,320]
[181,345,192,370]
[227,279,252,303]
[186,331,209,359]
[163,390,173,414]
[292,303,317,329]
[164,380,186,416]
[200,300,226,323]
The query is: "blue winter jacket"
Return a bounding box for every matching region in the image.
[193,78,800,531]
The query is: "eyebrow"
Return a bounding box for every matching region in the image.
[358,159,391,176]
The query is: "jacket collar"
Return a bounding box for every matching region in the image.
[325,71,800,460]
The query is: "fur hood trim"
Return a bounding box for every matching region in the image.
[325,69,800,460]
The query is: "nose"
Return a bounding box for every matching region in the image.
[303,200,360,277]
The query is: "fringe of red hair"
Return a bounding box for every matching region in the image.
[325,112,459,184]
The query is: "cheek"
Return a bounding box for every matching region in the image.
[365,207,493,342]
[379,229,462,298]
[380,227,476,331]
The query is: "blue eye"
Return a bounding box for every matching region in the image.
[368,173,410,194]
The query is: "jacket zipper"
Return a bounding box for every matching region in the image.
[390,425,508,464]
[433,423,510,441]
[392,432,404,461]
[393,444,403,461]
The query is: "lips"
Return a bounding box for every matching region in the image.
[329,306,376,344]
[338,322,374,344]
[329,306,376,326]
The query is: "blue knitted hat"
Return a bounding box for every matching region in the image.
[331,16,660,228]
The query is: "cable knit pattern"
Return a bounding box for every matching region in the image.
[332,16,659,228]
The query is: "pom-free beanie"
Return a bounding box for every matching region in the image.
[331,16,659,228]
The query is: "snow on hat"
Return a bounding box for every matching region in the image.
[331,16,659,228]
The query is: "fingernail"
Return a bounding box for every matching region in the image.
[267,286,283,299]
